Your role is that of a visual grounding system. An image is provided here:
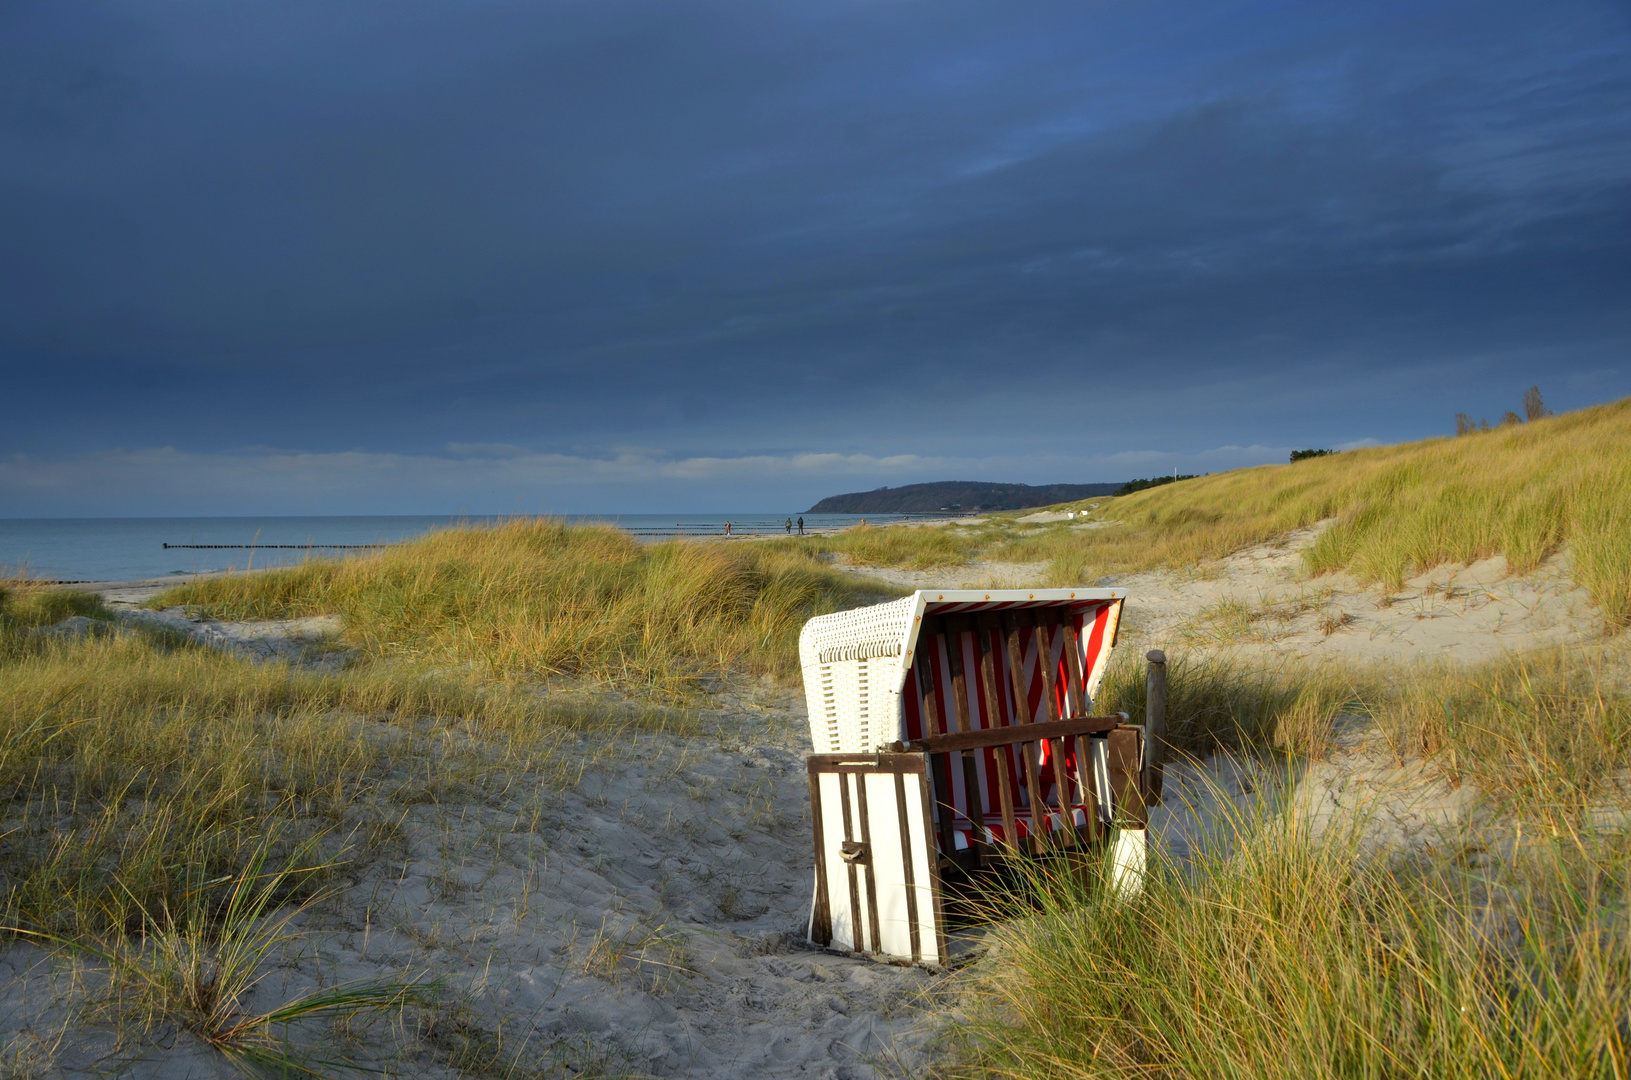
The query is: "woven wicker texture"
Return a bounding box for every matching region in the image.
[799,597,916,753]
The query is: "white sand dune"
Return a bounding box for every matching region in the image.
[3,535,1617,1074]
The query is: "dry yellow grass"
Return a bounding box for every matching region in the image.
[944,796,1629,1079]
[2,520,883,960]
[150,518,889,692]
[0,599,635,1064]
[1033,397,1631,625]
[0,629,679,941]
[1095,643,1631,812]
[767,396,1631,629]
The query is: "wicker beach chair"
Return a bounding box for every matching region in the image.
[798,589,1167,965]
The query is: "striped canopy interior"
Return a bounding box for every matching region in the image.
[902,599,1122,834]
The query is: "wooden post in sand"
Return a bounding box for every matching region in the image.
[1144,649,1168,804]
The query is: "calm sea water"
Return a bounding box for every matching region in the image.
[0,514,920,582]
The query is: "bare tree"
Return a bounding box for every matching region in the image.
[1456,413,1474,436]
[1502,410,1522,426]
[1523,385,1551,421]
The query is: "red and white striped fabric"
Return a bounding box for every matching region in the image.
[901,598,1120,824]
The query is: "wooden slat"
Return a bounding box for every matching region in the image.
[977,613,1020,854]
[807,761,832,945]
[1046,736,1074,848]
[854,772,883,951]
[1033,619,1072,846]
[915,646,959,860]
[1076,733,1101,843]
[1108,727,1148,829]
[893,769,921,962]
[1004,613,1047,854]
[1036,611,1062,724]
[1061,615,1088,718]
[918,617,944,737]
[941,616,985,867]
[1002,612,1032,725]
[1022,741,1047,853]
[943,615,974,736]
[835,765,864,950]
[916,766,950,964]
[899,715,1121,753]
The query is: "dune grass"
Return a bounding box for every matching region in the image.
[23,835,439,1072]
[942,792,1629,1079]
[1092,648,1358,761]
[0,596,688,944]
[780,524,982,570]
[1095,643,1631,813]
[763,396,1631,628]
[149,518,887,693]
[1,521,876,1039]
[1068,398,1631,619]
[0,576,107,632]
[1,558,724,1067]
[947,639,1631,1078]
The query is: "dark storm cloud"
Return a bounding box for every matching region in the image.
[1,0,1629,512]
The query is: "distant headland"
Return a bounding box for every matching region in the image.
[806,480,1122,514]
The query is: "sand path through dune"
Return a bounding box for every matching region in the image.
[0,692,940,1078]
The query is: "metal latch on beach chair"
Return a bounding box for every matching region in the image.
[839,840,869,865]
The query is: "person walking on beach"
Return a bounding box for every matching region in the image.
[785,518,792,534]
[797,517,804,535]
[724,520,732,536]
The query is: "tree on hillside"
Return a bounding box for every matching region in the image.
[1524,385,1552,421]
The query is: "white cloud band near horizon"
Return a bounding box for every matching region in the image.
[0,440,1359,516]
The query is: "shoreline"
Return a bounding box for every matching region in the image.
[9,514,979,585]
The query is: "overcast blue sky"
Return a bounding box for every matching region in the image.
[3,0,1629,515]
